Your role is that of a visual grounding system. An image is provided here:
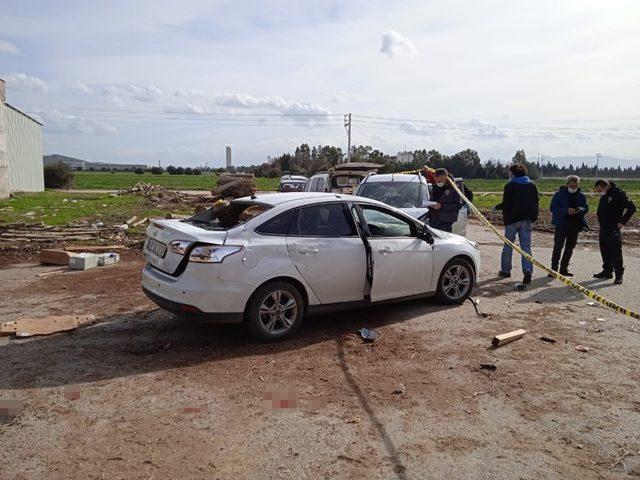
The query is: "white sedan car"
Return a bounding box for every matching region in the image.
[142,193,480,341]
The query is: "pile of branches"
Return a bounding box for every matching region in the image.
[0,222,131,249]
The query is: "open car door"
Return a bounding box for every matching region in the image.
[355,204,434,302]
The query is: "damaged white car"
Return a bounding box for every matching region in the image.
[142,192,480,341]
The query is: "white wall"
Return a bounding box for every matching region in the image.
[6,106,44,193]
[0,102,9,199]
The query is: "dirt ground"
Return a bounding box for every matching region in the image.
[1,222,640,479]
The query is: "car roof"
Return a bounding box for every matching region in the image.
[234,191,389,208]
[361,173,425,183]
[279,179,306,183]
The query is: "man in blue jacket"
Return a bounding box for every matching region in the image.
[549,175,588,276]
[428,168,461,232]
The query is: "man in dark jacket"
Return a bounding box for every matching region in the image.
[593,180,637,284]
[549,175,588,276]
[495,163,539,284]
[428,168,461,233]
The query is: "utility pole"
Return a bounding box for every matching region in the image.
[344,113,352,163]
[595,153,602,180]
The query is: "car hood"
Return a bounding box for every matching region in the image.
[399,207,429,219]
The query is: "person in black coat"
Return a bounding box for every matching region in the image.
[549,175,588,276]
[428,168,461,233]
[495,163,539,284]
[593,179,637,284]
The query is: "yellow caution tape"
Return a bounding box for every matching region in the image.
[412,165,640,320]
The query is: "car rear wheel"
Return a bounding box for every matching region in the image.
[436,258,474,305]
[245,281,304,341]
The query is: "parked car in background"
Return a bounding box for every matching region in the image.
[277,179,307,192]
[142,192,480,341]
[305,163,380,194]
[304,172,330,193]
[280,174,308,182]
[356,173,468,236]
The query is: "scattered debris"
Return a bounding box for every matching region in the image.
[587,301,598,307]
[0,314,96,337]
[69,253,98,270]
[540,336,556,343]
[359,328,379,342]
[463,391,489,399]
[467,297,488,317]
[345,417,362,424]
[492,329,526,348]
[596,317,607,323]
[97,252,120,266]
[479,363,497,371]
[534,300,543,304]
[513,283,527,291]
[64,244,126,252]
[578,321,587,326]
[392,384,406,395]
[131,217,149,228]
[575,345,590,352]
[125,215,137,225]
[40,249,74,266]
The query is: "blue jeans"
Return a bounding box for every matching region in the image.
[501,220,533,275]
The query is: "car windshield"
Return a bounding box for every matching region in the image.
[186,201,270,230]
[358,181,424,208]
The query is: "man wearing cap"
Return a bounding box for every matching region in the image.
[593,179,637,284]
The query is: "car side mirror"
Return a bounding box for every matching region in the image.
[419,225,434,244]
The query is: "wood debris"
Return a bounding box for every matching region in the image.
[492,329,527,348]
[0,314,96,337]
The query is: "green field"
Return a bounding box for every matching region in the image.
[72,171,279,191]
[463,178,640,193]
[0,191,193,226]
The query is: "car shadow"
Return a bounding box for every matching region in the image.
[0,298,457,391]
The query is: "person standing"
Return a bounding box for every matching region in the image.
[549,175,588,276]
[593,179,637,284]
[495,163,539,284]
[428,168,461,233]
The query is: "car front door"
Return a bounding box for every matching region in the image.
[286,202,367,304]
[357,204,434,301]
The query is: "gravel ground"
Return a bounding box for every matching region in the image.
[1,223,640,479]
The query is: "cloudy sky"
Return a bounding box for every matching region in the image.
[1,0,639,167]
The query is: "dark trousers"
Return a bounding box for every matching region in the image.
[551,222,580,271]
[429,219,453,232]
[599,229,624,275]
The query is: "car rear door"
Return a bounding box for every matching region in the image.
[357,204,434,301]
[286,202,367,304]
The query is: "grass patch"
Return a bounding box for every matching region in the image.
[72,171,280,191]
[0,191,193,226]
[464,178,640,193]
[471,192,640,211]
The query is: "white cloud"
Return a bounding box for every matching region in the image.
[4,73,49,93]
[0,40,21,55]
[72,82,93,95]
[100,84,164,103]
[380,31,417,58]
[40,109,117,135]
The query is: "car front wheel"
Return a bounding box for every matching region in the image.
[436,258,474,305]
[245,281,304,341]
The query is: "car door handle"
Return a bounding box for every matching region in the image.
[298,248,319,254]
[378,247,394,254]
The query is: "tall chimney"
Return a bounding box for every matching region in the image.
[225,146,232,169]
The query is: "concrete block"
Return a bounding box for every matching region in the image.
[97,252,120,266]
[69,253,98,270]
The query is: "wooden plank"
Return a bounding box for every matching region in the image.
[492,329,526,348]
[36,267,70,278]
[40,249,74,266]
[131,217,148,228]
[0,314,96,337]
[64,245,126,252]
[125,215,137,225]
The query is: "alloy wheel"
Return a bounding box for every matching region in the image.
[258,290,299,335]
[441,264,471,300]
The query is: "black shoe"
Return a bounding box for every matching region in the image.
[523,273,532,284]
[593,271,613,279]
[559,270,573,277]
[614,276,623,285]
[498,271,511,278]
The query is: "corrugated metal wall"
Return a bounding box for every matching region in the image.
[6,106,44,192]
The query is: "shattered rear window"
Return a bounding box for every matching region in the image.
[185,201,271,230]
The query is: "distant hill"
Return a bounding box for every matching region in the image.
[43,154,147,171]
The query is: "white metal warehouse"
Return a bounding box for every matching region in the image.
[0,78,44,199]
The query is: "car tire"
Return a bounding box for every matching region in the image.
[435,257,475,305]
[245,281,304,342]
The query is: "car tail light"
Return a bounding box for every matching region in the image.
[169,240,192,255]
[188,245,242,263]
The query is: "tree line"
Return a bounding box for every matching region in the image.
[234,144,640,179]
